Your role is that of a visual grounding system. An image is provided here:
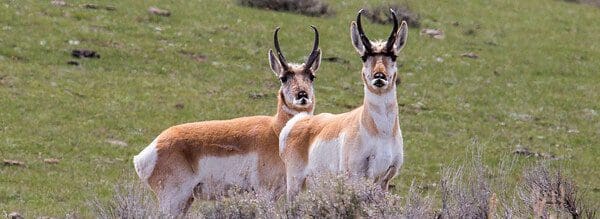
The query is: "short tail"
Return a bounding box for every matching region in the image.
[133,138,159,186]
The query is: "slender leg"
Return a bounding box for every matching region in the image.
[286,169,306,202]
[380,165,397,191]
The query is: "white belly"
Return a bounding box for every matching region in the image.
[306,133,346,174]
[195,153,259,197]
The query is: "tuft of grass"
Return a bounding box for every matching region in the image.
[236,0,332,17]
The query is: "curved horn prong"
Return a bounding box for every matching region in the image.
[305,25,320,68]
[356,9,373,54]
[274,27,289,70]
[385,8,399,53]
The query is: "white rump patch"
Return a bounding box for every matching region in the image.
[133,138,158,186]
[279,112,309,156]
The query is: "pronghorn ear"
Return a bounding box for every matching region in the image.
[308,49,321,74]
[269,49,283,76]
[392,21,408,55]
[350,21,366,56]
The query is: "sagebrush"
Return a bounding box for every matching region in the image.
[92,161,596,218]
[362,3,420,27]
[236,0,332,16]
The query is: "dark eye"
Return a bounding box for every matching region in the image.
[309,74,316,81]
[280,75,288,83]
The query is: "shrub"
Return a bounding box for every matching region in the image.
[563,0,600,7]
[362,4,420,27]
[236,0,333,17]
[518,164,598,218]
[89,181,166,218]
[91,161,594,218]
[193,188,279,219]
[438,152,494,218]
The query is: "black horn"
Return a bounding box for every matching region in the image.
[356,9,373,54]
[385,8,399,53]
[305,25,320,68]
[274,27,289,71]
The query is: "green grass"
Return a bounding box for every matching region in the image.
[1,0,598,217]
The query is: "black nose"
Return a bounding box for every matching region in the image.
[297,91,308,99]
[374,72,386,80]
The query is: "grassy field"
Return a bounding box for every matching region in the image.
[1,0,598,217]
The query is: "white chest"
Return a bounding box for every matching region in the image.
[358,130,404,179]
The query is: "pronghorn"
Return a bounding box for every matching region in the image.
[279,9,408,199]
[133,26,322,214]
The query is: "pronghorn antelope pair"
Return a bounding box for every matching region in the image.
[134,9,408,215]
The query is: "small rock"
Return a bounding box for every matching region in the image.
[3,159,25,166]
[322,56,350,64]
[51,0,66,7]
[174,103,185,109]
[582,108,597,118]
[405,101,428,114]
[249,92,270,99]
[106,139,128,147]
[435,57,444,63]
[509,112,533,122]
[461,52,479,59]
[0,75,9,86]
[105,5,116,11]
[8,212,23,219]
[44,158,60,164]
[149,6,171,17]
[179,51,207,63]
[513,145,557,160]
[420,28,444,39]
[567,129,579,134]
[71,49,100,59]
[68,40,80,45]
[82,3,98,9]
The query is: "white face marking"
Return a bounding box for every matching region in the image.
[279,112,309,155]
[292,95,313,106]
[195,153,260,197]
[133,138,158,187]
[369,78,389,87]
